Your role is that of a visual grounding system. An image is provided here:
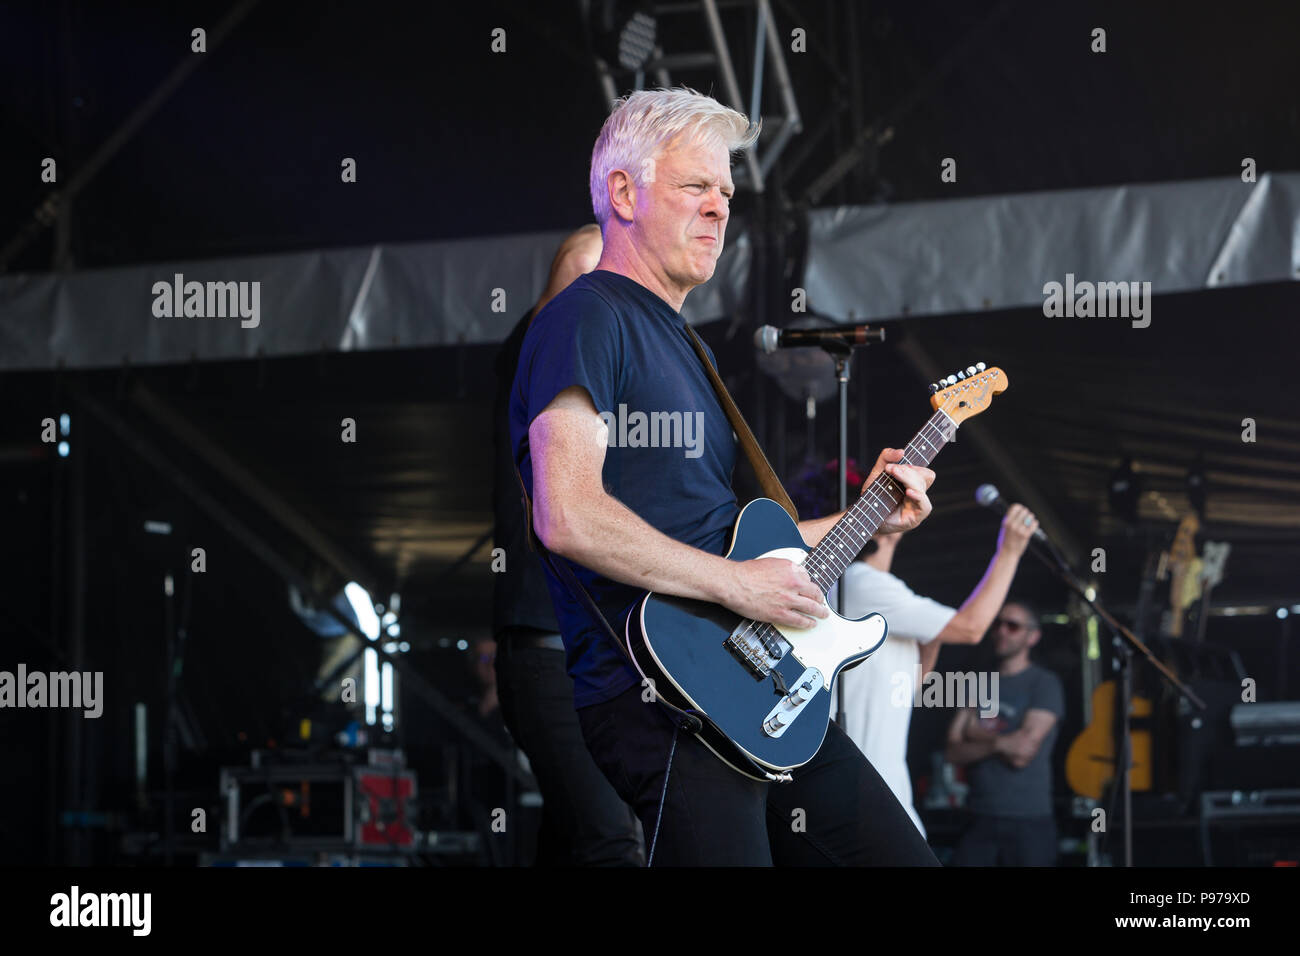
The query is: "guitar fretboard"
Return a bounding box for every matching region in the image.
[802,409,956,592]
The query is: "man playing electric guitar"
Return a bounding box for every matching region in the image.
[510,88,939,865]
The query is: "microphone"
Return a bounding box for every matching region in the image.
[754,324,885,354]
[975,484,1049,544]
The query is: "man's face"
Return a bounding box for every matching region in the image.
[992,603,1039,659]
[632,137,733,296]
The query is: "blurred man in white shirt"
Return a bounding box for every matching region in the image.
[830,503,1040,835]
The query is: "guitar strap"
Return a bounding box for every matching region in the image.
[680,323,799,524]
[511,320,797,724]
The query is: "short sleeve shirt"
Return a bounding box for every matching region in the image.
[509,270,739,707]
[967,664,1066,817]
[828,562,956,834]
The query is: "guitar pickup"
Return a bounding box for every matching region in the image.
[761,667,823,738]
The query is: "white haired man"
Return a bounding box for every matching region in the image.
[510,88,939,865]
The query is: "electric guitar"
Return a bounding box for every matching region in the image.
[1165,513,1201,637]
[625,364,1008,779]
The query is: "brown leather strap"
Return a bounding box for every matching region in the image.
[516,460,542,554]
[682,324,799,523]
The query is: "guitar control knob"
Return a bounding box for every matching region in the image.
[764,711,791,734]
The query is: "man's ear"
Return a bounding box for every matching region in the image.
[1027,628,1042,648]
[607,169,637,224]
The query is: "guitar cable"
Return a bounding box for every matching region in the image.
[647,724,683,867]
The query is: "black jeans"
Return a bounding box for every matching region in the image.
[577,685,941,866]
[495,638,642,865]
[951,813,1057,866]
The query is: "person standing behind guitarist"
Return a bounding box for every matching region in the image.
[945,600,1065,866]
[823,491,1042,837]
[493,224,642,865]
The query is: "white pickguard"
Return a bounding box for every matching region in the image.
[761,547,888,688]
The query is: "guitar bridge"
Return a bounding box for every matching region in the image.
[724,620,780,680]
[724,636,769,680]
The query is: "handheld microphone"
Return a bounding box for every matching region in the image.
[754,324,885,354]
[975,484,1049,544]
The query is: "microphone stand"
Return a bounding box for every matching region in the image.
[757,321,883,730]
[1018,532,1204,866]
[819,334,880,731]
[833,347,851,729]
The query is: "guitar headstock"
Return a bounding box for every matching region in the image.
[929,363,1008,425]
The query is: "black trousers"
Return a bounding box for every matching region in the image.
[577,684,941,866]
[951,813,1057,866]
[495,638,642,865]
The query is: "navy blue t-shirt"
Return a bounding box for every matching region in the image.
[509,269,739,708]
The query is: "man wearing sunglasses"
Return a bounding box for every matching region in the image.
[946,600,1065,865]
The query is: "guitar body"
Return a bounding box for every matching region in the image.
[1065,680,1153,800]
[625,498,888,780]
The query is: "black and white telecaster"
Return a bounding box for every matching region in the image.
[625,364,1008,780]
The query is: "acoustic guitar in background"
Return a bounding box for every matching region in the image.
[1065,514,1197,799]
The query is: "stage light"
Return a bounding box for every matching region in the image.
[617,10,656,70]
[59,413,70,435]
[363,647,380,725]
[1278,608,1290,620]
[591,1,657,71]
[456,639,468,651]
[58,441,69,457]
[344,582,381,640]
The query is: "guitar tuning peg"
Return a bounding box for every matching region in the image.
[976,362,986,371]
[929,382,939,393]
[957,370,966,380]
[946,375,957,385]
[966,366,976,376]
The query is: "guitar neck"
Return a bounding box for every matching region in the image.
[803,409,956,592]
